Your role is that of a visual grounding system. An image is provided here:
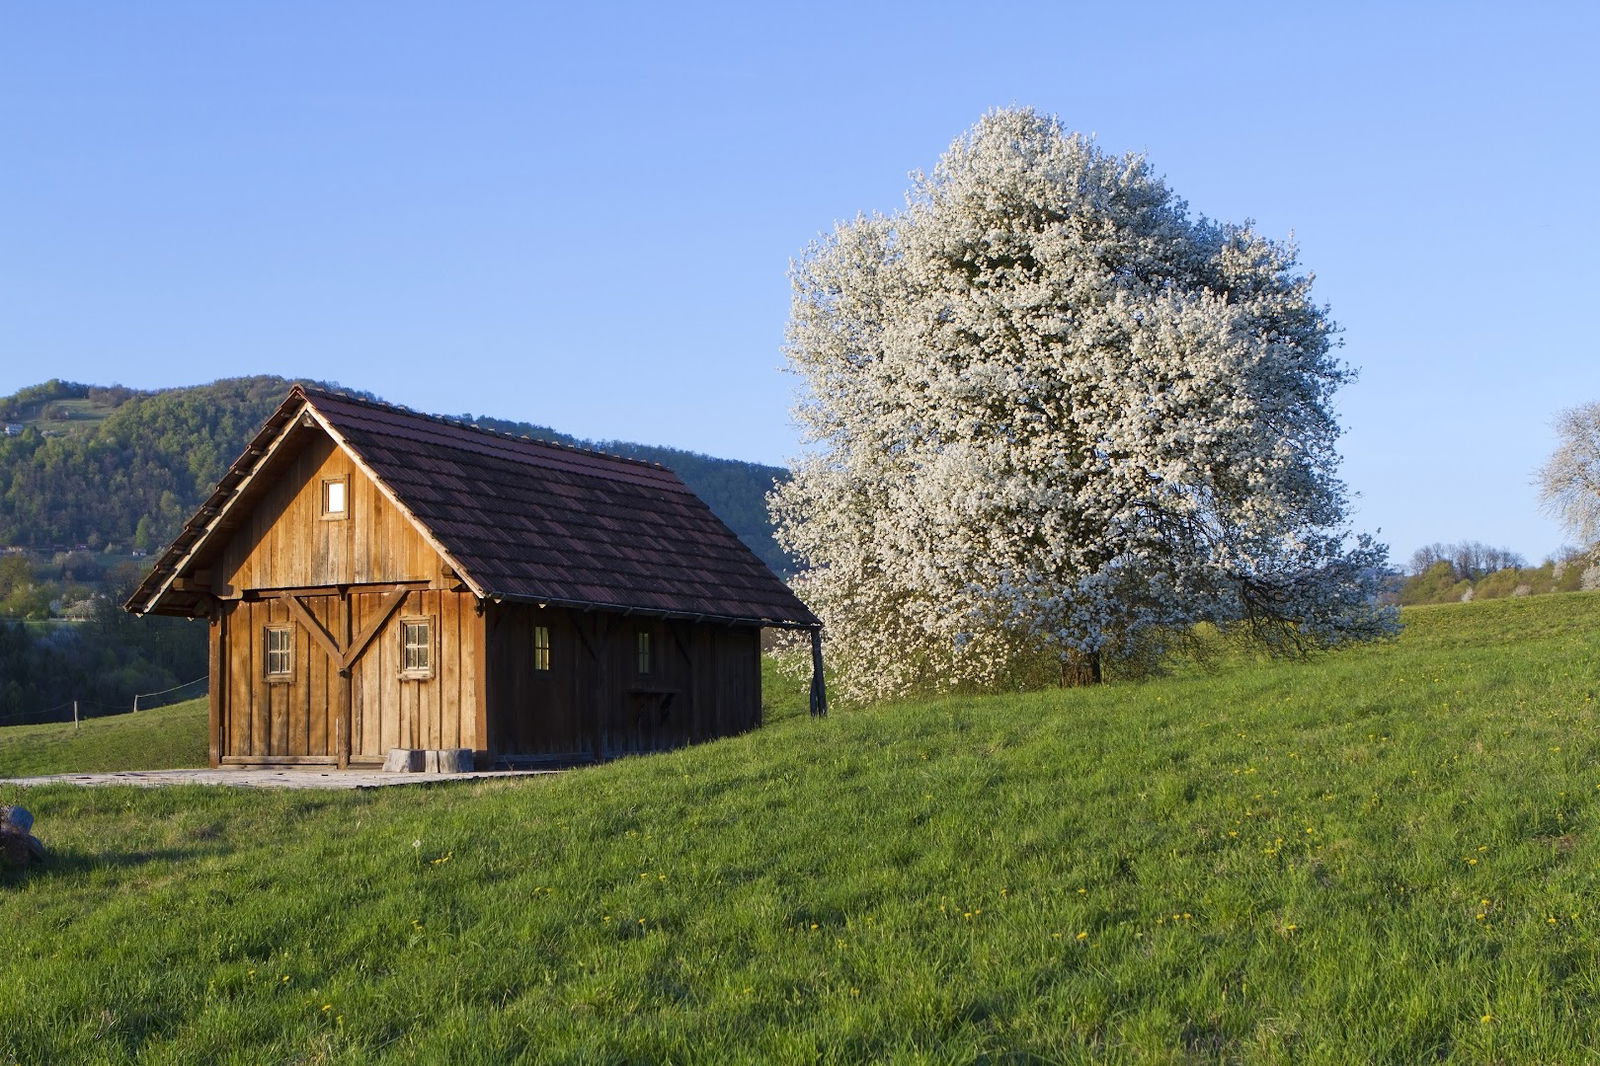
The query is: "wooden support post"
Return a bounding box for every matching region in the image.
[809,628,828,718]
[337,591,352,769]
[209,611,224,766]
[73,701,80,733]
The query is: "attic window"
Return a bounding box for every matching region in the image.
[321,477,348,519]
[533,625,552,672]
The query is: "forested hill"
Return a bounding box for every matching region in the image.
[0,377,791,573]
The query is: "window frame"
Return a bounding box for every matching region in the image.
[263,625,293,681]
[320,476,349,520]
[636,630,653,676]
[532,624,552,673]
[399,616,435,680]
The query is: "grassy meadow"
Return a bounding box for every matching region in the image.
[3,593,1599,1063]
[0,696,208,777]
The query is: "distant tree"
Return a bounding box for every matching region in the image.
[773,107,1395,702]
[1539,401,1600,550]
[1398,560,1472,605]
[0,555,32,599]
[1407,541,1525,581]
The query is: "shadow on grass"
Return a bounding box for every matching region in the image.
[2,844,220,886]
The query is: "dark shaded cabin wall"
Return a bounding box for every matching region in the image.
[484,604,586,761]
[484,605,763,764]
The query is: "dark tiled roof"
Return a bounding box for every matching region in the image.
[305,387,816,626]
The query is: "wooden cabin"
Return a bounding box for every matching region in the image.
[126,385,822,769]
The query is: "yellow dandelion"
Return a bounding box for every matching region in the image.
[1076,931,1089,940]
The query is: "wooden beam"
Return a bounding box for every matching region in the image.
[220,755,338,767]
[473,602,489,770]
[256,581,428,600]
[284,594,345,665]
[208,611,225,767]
[340,588,411,672]
[337,592,353,769]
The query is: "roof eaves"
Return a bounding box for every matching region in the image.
[126,395,309,615]
[485,590,822,630]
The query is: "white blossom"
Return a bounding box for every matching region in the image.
[772,108,1396,703]
[1538,401,1600,551]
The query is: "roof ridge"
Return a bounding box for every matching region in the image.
[293,383,671,473]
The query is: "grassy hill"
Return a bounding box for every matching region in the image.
[0,377,792,573]
[0,696,208,776]
[4,594,1599,1063]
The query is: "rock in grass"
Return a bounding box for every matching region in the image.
[1,828,33,869]
[0,805,32,834]
[1,807,47,869]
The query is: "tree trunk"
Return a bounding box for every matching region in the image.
[1060,651,1102,687]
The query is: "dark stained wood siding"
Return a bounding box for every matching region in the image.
[483,605,762,763]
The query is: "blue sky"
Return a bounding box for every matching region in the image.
[3,1,1596,565]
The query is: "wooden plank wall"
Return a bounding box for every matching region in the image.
[349,589,480,764]
[218,589,481,765]
[220,597,338,763]
[483,605,762,763]
[215,431,439,592]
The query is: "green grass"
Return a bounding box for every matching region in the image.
[0,697,208,776]
[3,594,1599,1063]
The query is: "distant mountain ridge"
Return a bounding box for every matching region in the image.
[0,377,791,574]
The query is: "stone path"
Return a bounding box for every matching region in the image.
[0,768,558,790]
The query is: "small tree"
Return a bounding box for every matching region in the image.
[773,108,1395,703]
[1539,402,1600,552]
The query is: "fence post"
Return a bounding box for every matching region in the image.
[132,694,139,713]
[73,700,80,733]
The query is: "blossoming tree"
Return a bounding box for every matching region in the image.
[772,108,1395,702]
[1539,402,1600,546]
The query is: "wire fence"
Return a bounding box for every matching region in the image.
[0,675,208,729]
[132,674,209,713]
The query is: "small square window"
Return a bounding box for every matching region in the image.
[533,625,551,672]
[400,618,433,679]
[264,626,293,679]
[321,477,348,518]
[636,630,652,675]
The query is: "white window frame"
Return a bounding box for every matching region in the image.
[321,476,349,520]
